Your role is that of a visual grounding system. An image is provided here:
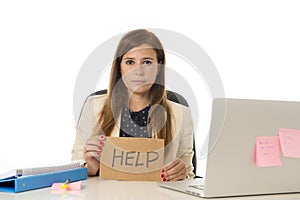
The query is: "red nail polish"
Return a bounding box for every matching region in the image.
[98,146,102,151]
[160,173,165,178]
[162,177,167,182]
[161,168,165,173]
[100,141,104,146]
[100,135,105,140]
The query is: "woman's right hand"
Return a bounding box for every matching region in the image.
[84,135,106,176]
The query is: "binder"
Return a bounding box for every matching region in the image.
[0,160,85,180]
[0,168,87,193]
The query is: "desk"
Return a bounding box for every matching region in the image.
[1,177,300,200]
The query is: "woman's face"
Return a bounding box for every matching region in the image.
[120,44,159,95]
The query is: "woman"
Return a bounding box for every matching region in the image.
[72,29,195,181]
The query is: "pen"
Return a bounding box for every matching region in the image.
[61,179,70,189]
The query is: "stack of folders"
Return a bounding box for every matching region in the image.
[0,160,87,193]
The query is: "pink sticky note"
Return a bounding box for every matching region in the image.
[51,181,82,193]
[279,128,300,158]
[256,136,282,167]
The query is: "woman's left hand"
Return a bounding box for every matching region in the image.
[160,158,187,181]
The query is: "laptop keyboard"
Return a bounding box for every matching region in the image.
[189,184,204,190]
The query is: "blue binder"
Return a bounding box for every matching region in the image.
[0,168,87,193]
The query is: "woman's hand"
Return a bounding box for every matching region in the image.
[84,135,106,176]
[160,158,187,181]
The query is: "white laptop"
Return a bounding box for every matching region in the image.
[158,98,300,198]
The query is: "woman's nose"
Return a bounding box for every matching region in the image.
[134,65,145,76]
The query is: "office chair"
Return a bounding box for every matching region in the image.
[82,89,197,176]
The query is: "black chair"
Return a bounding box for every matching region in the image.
[86,89,197,176]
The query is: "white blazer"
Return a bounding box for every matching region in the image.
[71,94,195,178]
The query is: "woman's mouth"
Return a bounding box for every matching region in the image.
[131,80,146,85]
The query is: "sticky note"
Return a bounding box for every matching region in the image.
[51,181,82,194]
[256,136,282,167]
[279,128,300,158]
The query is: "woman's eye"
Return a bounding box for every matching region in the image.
[125,60,134,65]
[143,60,152,65]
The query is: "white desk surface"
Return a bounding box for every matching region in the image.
[1,177,300,200]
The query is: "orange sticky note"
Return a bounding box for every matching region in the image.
[279,128,300,158]
[256,136,282,167]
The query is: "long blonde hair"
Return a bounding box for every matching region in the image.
[95,29,173,146]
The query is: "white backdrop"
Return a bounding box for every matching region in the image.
[0,0,299,177]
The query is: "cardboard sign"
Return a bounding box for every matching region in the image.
[100,137,164,181]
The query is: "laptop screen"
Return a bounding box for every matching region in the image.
[203,98,300,197]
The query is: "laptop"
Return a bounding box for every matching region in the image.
[158,98,300,198]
